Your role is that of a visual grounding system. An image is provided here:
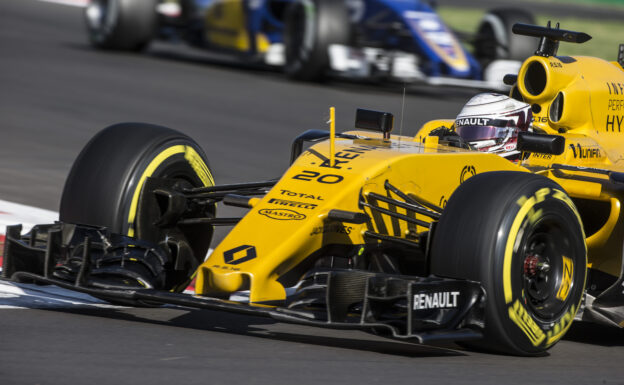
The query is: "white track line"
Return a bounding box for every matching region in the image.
[0,199,216,308]
[0,280,122,309]
[0,200,97,309]
[0,199,58,234]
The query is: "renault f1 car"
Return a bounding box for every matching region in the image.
[4,23,624,356]
[84,0,535,90]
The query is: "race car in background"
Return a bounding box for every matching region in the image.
[84,0,535,90]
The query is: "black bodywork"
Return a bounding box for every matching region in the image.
[2,215,485,345]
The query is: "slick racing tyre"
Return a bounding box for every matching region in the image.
[284,0,351,81]
[474,8,535,64]
[430,172,586,355]
[85,0,158,51]
[60,123,215,291]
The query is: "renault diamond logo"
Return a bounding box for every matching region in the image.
[224,245,257,265]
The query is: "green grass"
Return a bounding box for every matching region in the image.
[540,0,624,8]
[438,7,623,61]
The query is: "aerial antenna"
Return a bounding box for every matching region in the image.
[399,84,406,148]
[329,106,336,167]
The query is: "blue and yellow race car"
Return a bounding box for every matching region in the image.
[85,0,535,89]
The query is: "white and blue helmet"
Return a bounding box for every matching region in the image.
[455,93,532,159]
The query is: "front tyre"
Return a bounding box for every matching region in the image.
[85,0,158,51]
[60,123,215,291]
[430,172,586,355]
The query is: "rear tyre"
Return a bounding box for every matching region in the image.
[60,123,215,291]
[85,0,158,51]
[474,8,535,65]
[284,0,351,81]
[430,172,586,355]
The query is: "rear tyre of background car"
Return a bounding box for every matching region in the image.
[283,0,351,81]
[60,123,215,291]
[85,0,158,51]
[430,171,586,355]
[474,8,535,65]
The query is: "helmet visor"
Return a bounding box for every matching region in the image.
[455,124,511,142]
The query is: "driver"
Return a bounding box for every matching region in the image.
[454,93,533,160]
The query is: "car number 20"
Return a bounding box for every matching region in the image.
[293,170,344,184]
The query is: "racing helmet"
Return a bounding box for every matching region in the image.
[455,93,532,159]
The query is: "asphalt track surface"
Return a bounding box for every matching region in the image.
[0,1,623,384]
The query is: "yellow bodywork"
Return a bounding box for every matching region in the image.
[415,54,624,278]
[203,0,270,53]
[517,55,624,276]
[196,133,521,303]
[195,47,624,304]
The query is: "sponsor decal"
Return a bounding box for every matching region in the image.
[557,256,574,301]
[508,299,546,346]
[606,114,624,132]
[268,198,317,210]
[317,145,376,169]
[545,304,577,345]
[509,300,578,347]
[292,170,344,184]
[210,264,240,272]
[223,245,257,265]
[413,291,460,310]
[310,224,353,236]
[455,117,491,127]
[549,61,562,68]
[403,11,467,69]
[607,82,624,95]
[280,189,323,200]
[259,208,306,220]
[460,165,476,184]
[531,153,553,160]
[608,99,624,112]
[569,143,601,158]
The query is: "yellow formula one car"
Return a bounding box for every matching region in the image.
[3,23,624,356]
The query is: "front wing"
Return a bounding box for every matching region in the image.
[2,222,486,344]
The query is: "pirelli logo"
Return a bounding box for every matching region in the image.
[268,198,317,210]
[508,299,546,346]
[557,256,574,301]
